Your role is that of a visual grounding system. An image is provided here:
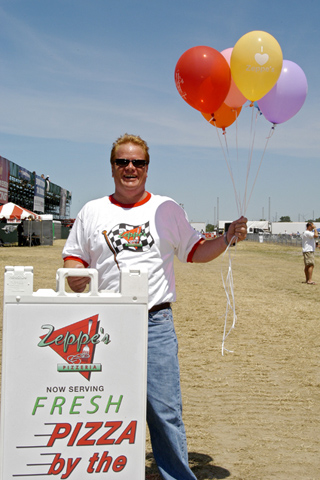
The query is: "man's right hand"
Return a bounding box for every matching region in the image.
[63,259,90,292]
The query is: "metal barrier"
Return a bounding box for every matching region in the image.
[246,233,303,247]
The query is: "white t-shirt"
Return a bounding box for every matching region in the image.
[301,229,316,252]
[62,192,203,308]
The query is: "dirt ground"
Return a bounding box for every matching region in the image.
[0,239,319,480]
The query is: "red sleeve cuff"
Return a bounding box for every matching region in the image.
[63,256,89,268]
[187,239,204,263]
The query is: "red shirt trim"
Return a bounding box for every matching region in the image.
[109,192,151,208]
[63,256,89,268]
[187,239,204,263]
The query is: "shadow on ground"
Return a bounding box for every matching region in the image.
[146,451,230,479]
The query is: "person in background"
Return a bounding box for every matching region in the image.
[301,222,318,284]
[17,221,25,246]
[62,133,247,480]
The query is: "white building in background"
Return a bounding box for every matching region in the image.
[219,220,269,233]
[191,220,269,234]
[191,220,320,236]
[270,222,320,235]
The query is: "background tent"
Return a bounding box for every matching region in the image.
[0,203,45,246]
[0,202,41,221]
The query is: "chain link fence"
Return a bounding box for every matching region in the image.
[246,233,303,247]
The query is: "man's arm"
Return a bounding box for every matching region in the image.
[192,216,247,263]
[63,259,90,292]
[312,223,319,238]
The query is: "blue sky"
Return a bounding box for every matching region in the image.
[0,0,319,223]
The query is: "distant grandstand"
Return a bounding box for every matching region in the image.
[0,155,72,221]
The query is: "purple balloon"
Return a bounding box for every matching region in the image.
[257,60,308,124]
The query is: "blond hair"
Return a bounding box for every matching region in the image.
[110,134,150,164]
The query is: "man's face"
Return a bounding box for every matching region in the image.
[111,143,148,201]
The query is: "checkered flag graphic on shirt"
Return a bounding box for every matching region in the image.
[107,222,155,254]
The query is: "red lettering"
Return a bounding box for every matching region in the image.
[96,421,122,445]
[47,420,137,447]
[113,456,127,472]
[47,423,71,447]
[77,422,103,446]
[115,420,137,444]
[67,422,82,446]
[48,453,65,474]
[96,451,112,473]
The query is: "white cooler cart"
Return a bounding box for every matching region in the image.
[0,266,148,479]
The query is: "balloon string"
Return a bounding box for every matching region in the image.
[221,237,238,355]
[243,124,276,213]
[213,129,239,354]
[213,110,276,355]
[234,110,242,215]
[242,106,259,215]
[215,127,241,217]
[223,126,229,155]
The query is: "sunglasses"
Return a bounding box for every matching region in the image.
[114,158,148,168]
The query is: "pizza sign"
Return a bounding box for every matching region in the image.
[1,268,148,479]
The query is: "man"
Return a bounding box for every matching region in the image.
[62,133,247,480]
[301,222,318,284]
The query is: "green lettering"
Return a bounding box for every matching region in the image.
[50,396,66,414]
[32,397,47,415]
[87,395,101,414]
[69,396,84,414]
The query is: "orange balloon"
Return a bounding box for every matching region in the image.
[201,103,242,130]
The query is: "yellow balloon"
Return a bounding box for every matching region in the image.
[230,31,283,101]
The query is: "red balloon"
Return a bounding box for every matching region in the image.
[175,46,231,113]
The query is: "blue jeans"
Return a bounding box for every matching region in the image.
[147,308,197,480]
